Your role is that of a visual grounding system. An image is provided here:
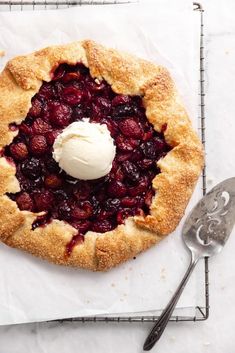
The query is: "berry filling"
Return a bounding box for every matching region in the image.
[4,63,171,252]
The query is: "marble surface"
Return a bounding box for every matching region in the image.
[0,0,235,352]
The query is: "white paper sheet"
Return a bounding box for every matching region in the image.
[0,1,202,325]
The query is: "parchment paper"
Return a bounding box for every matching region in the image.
[0,1,202,325]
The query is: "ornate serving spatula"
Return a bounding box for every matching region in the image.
[144,177,235,351]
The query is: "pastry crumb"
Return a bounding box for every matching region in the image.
[160,268,166,279]
[128,267,133,271]
[203,342,211,346]
[111,283,115,287]
[125,276,128,280]
[0,50,5,58]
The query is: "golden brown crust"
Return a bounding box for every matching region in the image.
[0,40,204,271]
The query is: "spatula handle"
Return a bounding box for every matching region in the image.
[143,255,199,351]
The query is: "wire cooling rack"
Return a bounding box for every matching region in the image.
[0,1,208,324]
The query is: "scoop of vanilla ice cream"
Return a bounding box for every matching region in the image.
[53,120,116,180]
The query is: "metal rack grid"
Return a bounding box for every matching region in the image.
[0,1,208,323]
[0,0,136,9]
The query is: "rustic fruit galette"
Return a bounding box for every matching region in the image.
[0,40,203,270]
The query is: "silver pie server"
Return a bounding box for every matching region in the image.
[143,177,235,351]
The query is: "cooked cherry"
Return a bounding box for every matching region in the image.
[108,180,127,198]
[91,102,102,118]
[29,135,47,155]
[38,83,55,100]
[53,189,69,201]
[119,118,143,139]
[73,200,92,217]
[70,220,91,233]
[73,182,91,200]
[96,210,112,220]
[58,201,72,220]
[53,81,65,98]
[109,165,124,181]
[116,135,139,152]
[140,140,156,159]
[31,177,43,189]
[129,177,148,197]
[16,169,42,191]
[86,79,106,93]
[121,161,140,182]
[115,152,132,163]
[144,189,154,207]
[62,86,83,106]
[121,196,137,208]
[112,105,135,118]
[34,190,54,211]
[45,130,60,146]
[100,118,118,137]
[28,98,42,117]
[129,149,143,162]
[154,136,166,152]
[90,196,101,216]
[19,123,32,136]
[72,207,89,220]
[91,220,113,233]
[47,101,72,127]
[112,95,131,106]
[16,192,34,211]
[44,174,62,189]
[53,65,66,81]
[10,142,28,161]
[104,198,121,213]
[72,106,85,121]
[94,97,111,114]
[71,202,92,220]
[117,208,134,224]
[137,159,154,169]
[44,158,60,173]
[61,72,80,83]
[32,118,51,135]
[21,158,41,179]
[140,138,165,159]
[9,123,18,132]
[143,131,154,141]
[94,186,106,202]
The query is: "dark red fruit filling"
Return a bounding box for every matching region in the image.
[5,63,171,252]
